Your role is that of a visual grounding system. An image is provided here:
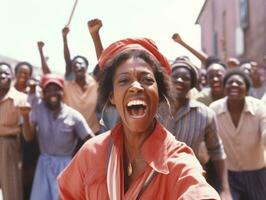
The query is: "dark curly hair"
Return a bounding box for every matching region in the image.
[98,49,171,107]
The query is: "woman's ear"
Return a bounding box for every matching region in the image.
[109,92,115,105]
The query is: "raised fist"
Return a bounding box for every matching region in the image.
[62,26,70,37]
[172,33,183,43]
[87,18,102,34]
[37,41,44,49]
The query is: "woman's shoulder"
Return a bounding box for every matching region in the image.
[81,131,112,156]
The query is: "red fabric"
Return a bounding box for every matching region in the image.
[58,122,220,200]
[41,74,64,89]
[98,38,171,75]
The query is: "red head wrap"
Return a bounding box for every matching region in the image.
[98,38,171,75]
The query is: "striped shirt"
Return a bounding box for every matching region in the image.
[158,99,226,161]
[0,87,27,136]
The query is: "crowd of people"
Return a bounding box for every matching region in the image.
[1,18,266,200]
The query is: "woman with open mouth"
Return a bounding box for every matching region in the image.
[58,38,219,200]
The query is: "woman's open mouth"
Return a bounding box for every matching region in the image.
[126,100,147,119]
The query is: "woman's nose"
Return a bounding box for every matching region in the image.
[129,81,143,92]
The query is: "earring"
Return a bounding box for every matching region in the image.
[99,101,108,127]
[163,94,173,120]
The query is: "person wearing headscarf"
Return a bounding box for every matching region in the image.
[58,38,220,200]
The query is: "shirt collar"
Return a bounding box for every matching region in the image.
[1,87,25,104]
[243,97,256,115]
[215,97,256,116]
[111,121,171,175]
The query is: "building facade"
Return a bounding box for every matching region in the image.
[196,0,266,66]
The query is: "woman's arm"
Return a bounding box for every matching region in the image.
[87,18,104,60]
[172,33,208,64]
[62,26,73,78]
[37,41,51,74]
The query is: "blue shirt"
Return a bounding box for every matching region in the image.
[30,101,93,156]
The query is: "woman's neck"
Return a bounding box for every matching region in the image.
[123,119,156,159]
[15,82,27,92]
[227,98,245,113]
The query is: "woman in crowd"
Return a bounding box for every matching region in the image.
[210,68,266,200]
[58,38,220,199]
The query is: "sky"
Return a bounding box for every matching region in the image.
[0,0,205,74]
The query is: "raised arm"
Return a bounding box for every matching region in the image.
[62,26,72,78]
[87,18,104,60]
[37,41,51,74]
[172,33,208,64]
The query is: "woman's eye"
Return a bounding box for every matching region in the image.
[118,78,129,84]
[142,76,155,84]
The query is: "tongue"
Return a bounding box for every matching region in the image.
[50,96,58,103]
[128,106,145,117]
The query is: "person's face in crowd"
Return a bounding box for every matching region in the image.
[109,57,159,134]
[171,67,192,100]
[241,62,260,80]
[15,64,31,85]
[72,57,88,80]
[225,75,247,101]
[199,69,207,87]
[0,64,12,91]
[43,83,63,110]
[240,63,252,75]
[207,64,226,95]
[250,62,260,79]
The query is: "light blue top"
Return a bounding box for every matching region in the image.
[30,101,92,156]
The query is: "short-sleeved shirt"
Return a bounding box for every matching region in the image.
[210,96,266,171]
[64,75,100,134]
[30,101,93,156]
[159,99,226,161]
[0,87,27,136]
[58,122,220,200]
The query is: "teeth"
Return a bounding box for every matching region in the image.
[127,100,147,107]
[50,96,58,102]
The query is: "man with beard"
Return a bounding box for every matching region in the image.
[0,62,28,200]
[21,73,94,200]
